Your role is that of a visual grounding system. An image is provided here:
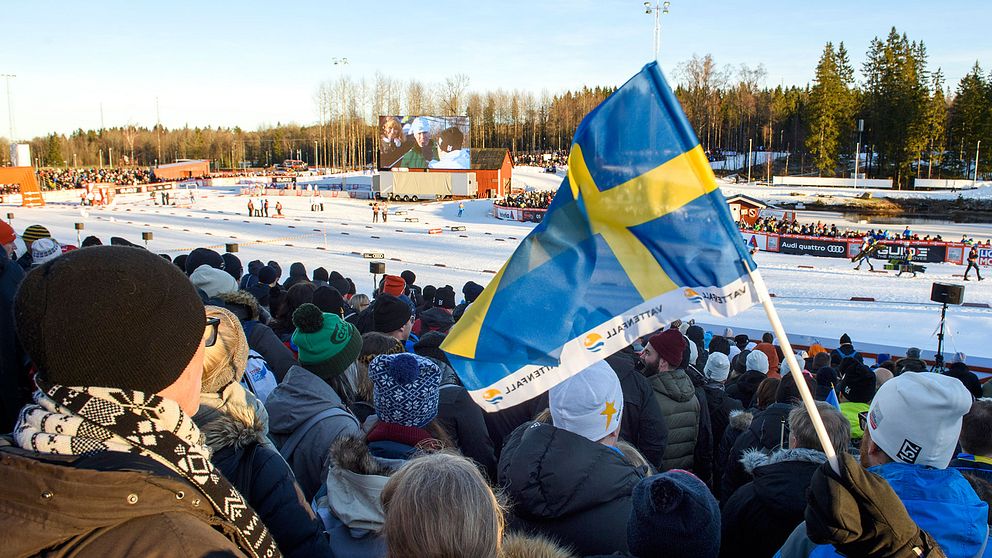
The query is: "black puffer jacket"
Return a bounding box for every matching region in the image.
[499,422,643,556]
[0,255,27,432]
[720,448,827,558]
[719,402,794,503]
[714,409,752,499]
[433,361,497,481]
[195,393,332,558]
[703,382,742,479]
[607,350,668,469]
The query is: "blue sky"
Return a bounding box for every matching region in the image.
[2,0,988,139]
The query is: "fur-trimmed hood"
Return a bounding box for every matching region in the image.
[317,435,405,532]
[217,289,261,322]
[194,382,271,454]
[501,532,576,558]
[728,409,753,433]
[741,447,828,475]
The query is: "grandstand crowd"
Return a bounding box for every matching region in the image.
[513,151,569,168]
[745,215,992,246]
[36,167,157,190]
[498,191,555,209]
[0,218,990,558]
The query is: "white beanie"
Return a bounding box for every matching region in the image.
[31,238,62,266]
[550,360,624,443]
[190,264,238,298]
[866,372,972,469]
[704,352,731,382]
[409,117,431,135]
[746,350,769,374]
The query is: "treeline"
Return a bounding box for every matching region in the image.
[9,26,991,187]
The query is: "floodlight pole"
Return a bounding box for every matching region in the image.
[1,74,15,141]
[643,2,670,61]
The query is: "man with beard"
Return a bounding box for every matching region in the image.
[640,328,701,472]
[398,117,439,169]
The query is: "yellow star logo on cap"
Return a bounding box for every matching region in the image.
[601,400,618,432]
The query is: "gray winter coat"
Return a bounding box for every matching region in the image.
[265,365,361,501]
[649,368,700,471]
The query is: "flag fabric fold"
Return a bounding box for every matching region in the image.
[442,62,761,411]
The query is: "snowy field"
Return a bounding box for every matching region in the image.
[4,168,991,371]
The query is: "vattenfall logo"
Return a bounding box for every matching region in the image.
[584,333,605,352]
[482,389,503,404]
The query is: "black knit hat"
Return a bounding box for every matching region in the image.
[313,286,348,317]
[267,261,282,281]
[436,285,456,309]
[414,331,449,365]
[247,260,264,276]
[628,471,720,558]
[462,281,484,303]
[838,358,876,404]
[15,246,204,393]
[80,235,103,247]
[221,253,242,281]
[173,254,188,272]
[422,285,436,306]
[373,294,412,333]
[257,265,277,285]
[401,270,416,285]
[329,271,350,296]
[840,333,852,346]
[186,247,224,275]
[313,267,329,283]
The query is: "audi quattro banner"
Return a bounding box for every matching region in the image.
[777,235,849,258]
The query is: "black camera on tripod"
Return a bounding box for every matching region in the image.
[930,283,964,372]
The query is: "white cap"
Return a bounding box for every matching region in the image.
[746,350,769,374]
[704,352,731,382]
[949,352,966,364]
[190,264,238,299]
[31,238,62,266]
[866,372,972,469]
[409,117,431,135]
[550,360,624,443]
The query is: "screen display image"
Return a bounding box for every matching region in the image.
[379,115,471,170]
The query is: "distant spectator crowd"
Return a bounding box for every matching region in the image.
[498,191,554,210]
[37,167,156,190]
[744,215,992,246]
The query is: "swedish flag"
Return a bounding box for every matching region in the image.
[442,62,760,410]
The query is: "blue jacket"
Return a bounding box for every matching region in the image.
[777,463,990,558]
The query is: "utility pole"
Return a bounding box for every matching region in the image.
[747,138,753,184]
[156,97,162,166]
[1,74,15,141]
[974,140,982,185]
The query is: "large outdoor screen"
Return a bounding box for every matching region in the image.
[379,115,471,170]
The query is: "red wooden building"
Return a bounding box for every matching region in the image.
[413,148,512,198]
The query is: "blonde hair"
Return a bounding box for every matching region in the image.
[350,293,370,314]
[382,452,503,558]
[202,306,249,393]
[616,441,655,475]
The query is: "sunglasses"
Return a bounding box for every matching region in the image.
[858,411,869,433]
[204,316,221,347]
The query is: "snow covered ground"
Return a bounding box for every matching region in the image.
[4,175,991,370]
[721,180,992,205]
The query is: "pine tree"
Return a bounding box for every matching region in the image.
[806,42,855,176]
[923,68,948,179]
[949,62,989,176]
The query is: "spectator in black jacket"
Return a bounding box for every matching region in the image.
[607,348,668,470]
[720,401,850,558]
[0,220,28,432]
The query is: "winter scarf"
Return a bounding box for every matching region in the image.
[14,382,281,558]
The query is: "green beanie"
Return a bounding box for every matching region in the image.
[292,303,363,381]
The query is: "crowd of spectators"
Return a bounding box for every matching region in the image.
[497,191,554,209]
[744,215,992,246]
[36,167,156,190]
[514,151,569,168]
[0,219,990,558]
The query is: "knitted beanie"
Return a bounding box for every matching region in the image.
[186,247,224,275]
[291,303,363,382]
[401,270,416,285]
[703,352,731,382]
[436,285,457,309]
[422,285,436,305]
[329,271,350,296]
[31,238,62,266]
[368,353,442,427]
[257,265,278,285]
[313,267,329,283]
[81,235,103,247]
[21,224,50,248]
[746,350,769,374]
[15,246,204,393]
[462,281,484,303]
[221,253,242,281]
[383,274,406,297]
[313,286,348,317]
[190,264,238,299]
[267,261,282,281]
[173,254,188,272]
[201,306,249,394]
[649,329,687,368]
[0,220,15,245]
[754,342,780,375]
[373,294,412,333]
[413,331,449,365]
[628,471,721,558]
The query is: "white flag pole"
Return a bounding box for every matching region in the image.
[745,265,840,474]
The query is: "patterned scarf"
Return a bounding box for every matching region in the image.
[15,382,281,558]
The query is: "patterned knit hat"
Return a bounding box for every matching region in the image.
[21,224,50,248]
[291,303,363,382]
[368,353,441,427]
[628,471,720,558]
[30,238,62,266]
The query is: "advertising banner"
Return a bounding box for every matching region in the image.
[871,242,947,263]
[520,209,546,223]
[978,247,992,267]
[778,235,849,258]
[740,232,769,251]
